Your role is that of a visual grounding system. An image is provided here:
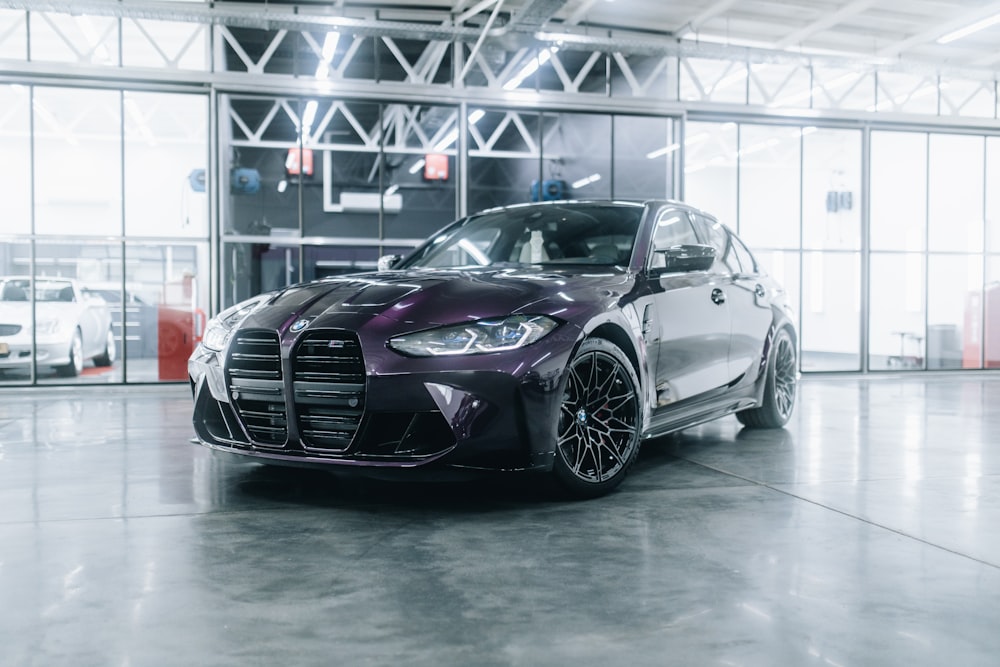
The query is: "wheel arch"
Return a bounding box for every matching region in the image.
[587,322,642,383]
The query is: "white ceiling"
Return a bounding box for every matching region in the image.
[343,0,1000,74]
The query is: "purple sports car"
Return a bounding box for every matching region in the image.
[188,200,797,497]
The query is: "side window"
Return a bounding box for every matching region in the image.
[690,213,738,275]
[649,209,700,269]
[730,235,758,275]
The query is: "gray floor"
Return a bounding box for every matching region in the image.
[1,375,999,667]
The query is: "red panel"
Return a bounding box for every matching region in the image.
[158,307,195,381]
[285,147,314,176]
[424,153,448,180]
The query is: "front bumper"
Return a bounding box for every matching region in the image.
[188,324,577,473]
[0,332,71,369]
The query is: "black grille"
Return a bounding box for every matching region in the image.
[226,330,287,447]
[0,324,21,336]
[292,330,365,451]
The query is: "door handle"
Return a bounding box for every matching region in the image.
[754,284,766,298]
[711,288,726,305]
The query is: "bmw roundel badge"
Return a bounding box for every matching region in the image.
[290,318,310,333]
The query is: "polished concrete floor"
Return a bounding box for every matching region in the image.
[1,375,999,666]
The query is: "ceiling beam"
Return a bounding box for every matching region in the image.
[875,0,1000,58]
[676,0,741,36]
[774,0,876,49]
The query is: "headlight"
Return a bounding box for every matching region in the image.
[388,315,559,357]
[201,297,265,352]
[36,318,63,335]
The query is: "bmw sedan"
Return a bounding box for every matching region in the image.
[189,200,797,497]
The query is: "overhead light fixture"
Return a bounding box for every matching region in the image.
[937,13,1000,44]
[301,100,318,136]
[421,109,485,159]
[503,48,558,91]
[315,31,340,78]
[646,143,680,159]
[408,159,426,175]
[434,129,459,152]
[571,173,601,189]
[384,184,399,196]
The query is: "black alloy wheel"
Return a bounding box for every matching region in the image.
[552,337,641,498]
[737,327,797,428]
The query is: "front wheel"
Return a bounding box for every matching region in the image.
[551,337,642,499]
[737,327,797,429]
[56,329,84,378]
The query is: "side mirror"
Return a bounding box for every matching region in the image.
[377,254,403,271]
[654,244,716,273]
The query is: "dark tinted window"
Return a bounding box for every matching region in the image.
[399,203,644,269]
[730,235,758,274]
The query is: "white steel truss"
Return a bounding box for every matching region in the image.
[0,4,995,126]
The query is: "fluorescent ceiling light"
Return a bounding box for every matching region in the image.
[322,32,340,60]
[680,32,775,51]
[301,100,318,135]
[434,130,459,152]
[429,109,485,153]
[571,173,601,189]
[937,13,1000,44]
[408,159,426,174]
[315,31,340,78]
[646,143,680,159]
[503,48,557,91]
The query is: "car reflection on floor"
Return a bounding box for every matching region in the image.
[0,358,164,384]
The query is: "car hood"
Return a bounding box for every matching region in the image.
[244,267,632,332]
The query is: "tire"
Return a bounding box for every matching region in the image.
[737,327,797,429]
[56,329,84,378]
[551,337,642,499]
[93,328,116,367]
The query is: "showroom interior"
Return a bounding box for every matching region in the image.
[1,0,999,664]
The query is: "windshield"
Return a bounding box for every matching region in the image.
[398,203,644,270]
[0,278,76,302]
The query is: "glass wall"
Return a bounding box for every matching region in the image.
[869,130,992,371]
[869,131,927,370]
[686,121,999,373]
[613,116,675,200]
[0,85,31,234]
[801,128,863,370]
[987,138,1000,368]
[220,96,461,308]
[217,98,681,310]
[685,121,861,371]
[0,85,209,386]
[468,109,542,212]
[2,5,999,385]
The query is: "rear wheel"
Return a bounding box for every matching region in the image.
[93,328,116,367]
[552,338,642,498]
[56,329,84,377]
[737,327,797,428]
